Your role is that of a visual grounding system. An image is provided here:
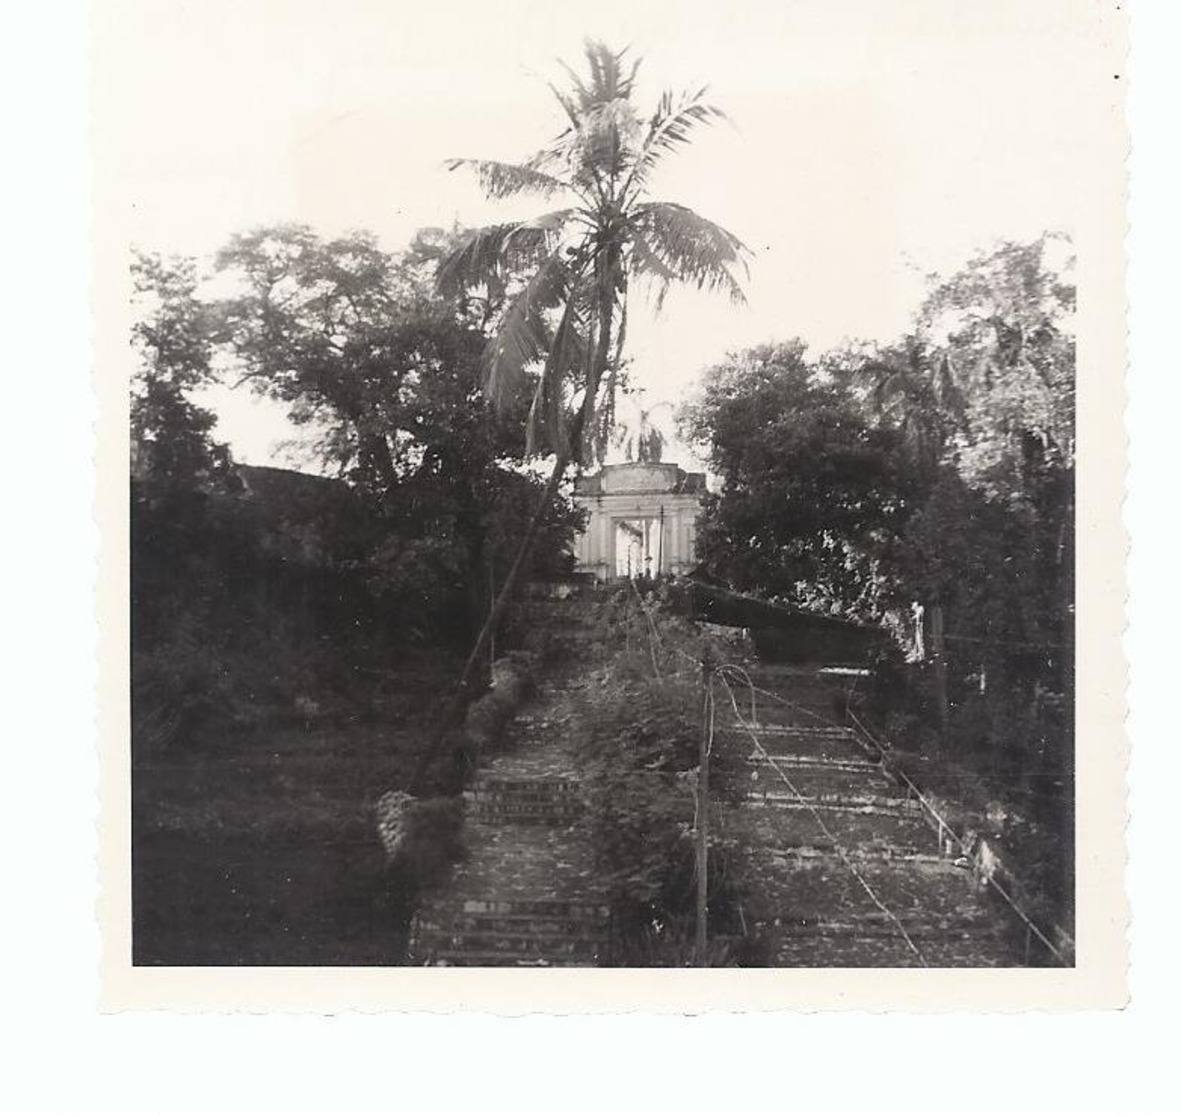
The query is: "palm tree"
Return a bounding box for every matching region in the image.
[856,338,964,478]
[435,40,749,711]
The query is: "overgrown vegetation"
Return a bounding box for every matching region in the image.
[682,234,1076,928]
[570,591,760,965]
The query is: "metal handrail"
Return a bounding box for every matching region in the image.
[843,706,1074,966]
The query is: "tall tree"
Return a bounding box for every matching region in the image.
[130,251,232,495]
[683,341,916,618]
[211,225,581,638]
[438,40,750,704]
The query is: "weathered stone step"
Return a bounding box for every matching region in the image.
[726,723,854,738]
[444,897,610,919]
[418,929,609,953]
[743,763,898,801]
[408,894,613,967]
[416,912,609,936]
[767,933,1015,968]
[463,776,586,826]
[422,951,601,967]
[769,910,1006,936]
[476,774,578,789]
[747,753,879,772]
[760,843,946,863]
[742,791,921,814]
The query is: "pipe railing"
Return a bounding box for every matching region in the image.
[843,705,1074,967]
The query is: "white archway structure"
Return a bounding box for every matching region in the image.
[571,462,706,582]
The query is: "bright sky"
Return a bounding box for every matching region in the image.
[108,0,1112,469]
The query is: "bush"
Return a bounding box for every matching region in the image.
[573,617,753,965]
[379,795,466,897]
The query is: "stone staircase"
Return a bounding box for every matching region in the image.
[407,698,613,967]
[722,665,1030,967]
[404,606,1041,968]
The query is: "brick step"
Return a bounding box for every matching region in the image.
[408,894,613,965]
[415,912,611,936]
[463,776,586,826]
[466,814,583,829]
[413,928,609,953]
[465,805,583,827]
[443,898,611,919]
[420,951,603,967]
[469,780,581,800]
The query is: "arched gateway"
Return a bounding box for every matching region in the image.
[571,462,706,582]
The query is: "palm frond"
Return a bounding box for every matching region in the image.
[525,294,586,457]
[444,158,569,200]
[563,41,641,111]
[624,87,726,198]
[436,223,526,299]
[483,249,575,408]
[632,202,749,305]
[435,216,573,299]
[629,233,679,311]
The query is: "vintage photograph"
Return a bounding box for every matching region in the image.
[104,0,1125,996]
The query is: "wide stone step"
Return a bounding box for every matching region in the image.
[748,753,880,772]
[742,790,920,814]
[444,897,610,919]
[766,931,1017,968]
[747,808,939,854]
[722,727,869,765]
[422,950,602,967]
[726,723,854,738]
[767,909,1006,936]
[415,928,609,953]
[416,911,610,936]
[759,843,946,864]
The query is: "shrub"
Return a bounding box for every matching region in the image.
[378,795,466,897]
[574,620,752,965]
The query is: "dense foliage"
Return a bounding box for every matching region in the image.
[130,228,585,753]
[683,235,1076,918]
[572,592,753,965]
[682,341,916,617]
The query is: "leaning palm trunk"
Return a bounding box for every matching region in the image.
[420,42,749,781]
[437,395,591,734]
[431,279,613,743]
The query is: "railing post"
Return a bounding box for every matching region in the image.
[931,603,949,743]
[696,654,713,967]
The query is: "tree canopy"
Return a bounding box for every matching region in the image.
[683,341,916,617]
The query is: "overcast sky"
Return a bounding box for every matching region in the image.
[109,0,1112,469]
